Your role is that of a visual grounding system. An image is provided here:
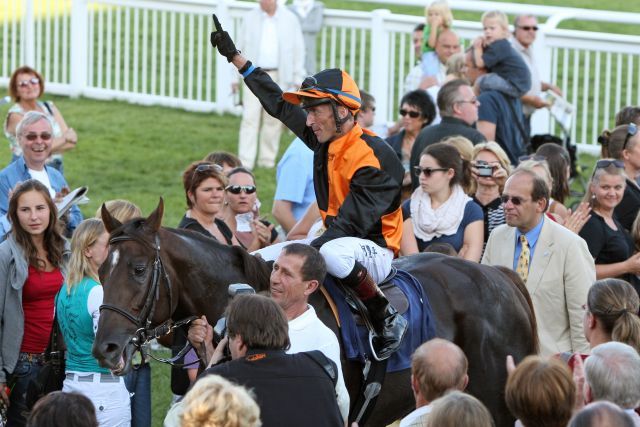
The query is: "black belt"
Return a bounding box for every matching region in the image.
[18,352,46,364]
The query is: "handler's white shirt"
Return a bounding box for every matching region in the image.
[287,305,350,422]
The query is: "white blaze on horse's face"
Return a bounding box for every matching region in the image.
[109,249,120,276]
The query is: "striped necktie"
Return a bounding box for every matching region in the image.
[516,235,530,282]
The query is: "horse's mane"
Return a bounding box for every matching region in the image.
[494,265,540,355]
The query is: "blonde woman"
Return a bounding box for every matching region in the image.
[180,375,261,427]
[56,219,131,427]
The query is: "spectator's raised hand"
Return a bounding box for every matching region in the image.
[210,14,240,63]
[188,315,214,362]
[563,202,591,234]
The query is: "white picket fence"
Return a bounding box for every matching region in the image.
[1,0,640,153]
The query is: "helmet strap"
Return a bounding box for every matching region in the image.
[330,101,351,134]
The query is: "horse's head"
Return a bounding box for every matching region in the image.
[92,198,172,375]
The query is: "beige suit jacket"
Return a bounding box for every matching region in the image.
[482,217,595,356]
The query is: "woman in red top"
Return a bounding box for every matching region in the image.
[0,179,65,426]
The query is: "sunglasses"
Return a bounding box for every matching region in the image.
[518,154,546,162]
[17,77,40,88]
[413,166,449,177]
[500,195,530,206]
[400,109,421,118]
[622,123,638,151]
[225,185,257,195]
[595,159,625,170]
[191,163,222,181]
[517,25,539,31]
[23,132,52,141]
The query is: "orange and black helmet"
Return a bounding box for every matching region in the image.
[283,68,361,114]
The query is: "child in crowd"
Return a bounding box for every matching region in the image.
[421,1,453,78]
[472,11,531,98]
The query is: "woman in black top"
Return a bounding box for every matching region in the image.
[179,161,238,246]
[599,123,640,231]
[579,159,640,290]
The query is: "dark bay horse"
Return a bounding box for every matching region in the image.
[93,201,537,427]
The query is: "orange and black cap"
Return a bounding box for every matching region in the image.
[283,68,361,113]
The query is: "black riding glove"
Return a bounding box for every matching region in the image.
[210,14,240,63]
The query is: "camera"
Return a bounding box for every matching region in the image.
[475,160,494,177]
[213,284,256,340]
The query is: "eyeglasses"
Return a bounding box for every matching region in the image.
[400,109,421,118]
[500,195,530,206]
[23,132,52,141]
[622,123,638,151]
[455,98,479,106]
[413,166,449,177]
[518,154,546,162]
[225,185,257,194]
[17,77,40,88]
[517,25,539,31]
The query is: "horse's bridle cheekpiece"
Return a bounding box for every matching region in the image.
[100,232,199,367]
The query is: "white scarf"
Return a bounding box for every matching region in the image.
[410,184,471,242]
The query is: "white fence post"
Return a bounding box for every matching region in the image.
[70,0,88,97]
[214,0,233,113]
[23,0,36,66]
[370,9,391,126]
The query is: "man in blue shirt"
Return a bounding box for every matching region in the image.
[481,169,594,356]
[0,111,82,237]
[272,138,315,234]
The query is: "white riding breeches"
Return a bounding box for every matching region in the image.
[319,237,393,284]
[252,237,393,284]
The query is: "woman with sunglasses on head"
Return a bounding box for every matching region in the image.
[386,90,436,200]
[400,142,484,261]
[179,162,238,246]
[56,219,131,427]
[470,141,511,246]
[221,167,279,251]
[4,66,77,172]
[0,179,67,426]
[578,160,640,292]
[600,123,640,232]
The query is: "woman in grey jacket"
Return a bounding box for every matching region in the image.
[0,179,66,426]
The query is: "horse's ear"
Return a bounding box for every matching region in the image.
[145,198,164,232]
[101,203,122,233]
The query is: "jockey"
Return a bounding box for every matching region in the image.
[210,15,407,359]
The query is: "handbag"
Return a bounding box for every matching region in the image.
[25,310,66,410]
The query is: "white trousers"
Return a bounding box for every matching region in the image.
[63,372,131,427]
[253,237,393,284]
[238,70,283,169]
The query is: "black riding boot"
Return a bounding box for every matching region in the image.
[342,262,408,360]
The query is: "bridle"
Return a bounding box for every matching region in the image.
[100,231,200,367]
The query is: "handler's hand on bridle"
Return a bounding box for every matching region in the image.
[211,14,240,63]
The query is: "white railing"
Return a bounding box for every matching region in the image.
[1,0,639,153]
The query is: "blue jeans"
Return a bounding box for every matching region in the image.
[124,363,151,427]
[7,358,43,427]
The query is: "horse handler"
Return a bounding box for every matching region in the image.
[210,15,407,359]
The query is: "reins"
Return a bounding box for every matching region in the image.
[100,232,203,368]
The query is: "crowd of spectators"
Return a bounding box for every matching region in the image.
[2,2,640,427]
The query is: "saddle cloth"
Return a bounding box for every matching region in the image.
[323,269,436,372]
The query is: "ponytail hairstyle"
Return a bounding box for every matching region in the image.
[587,278,640,354]
[598,125,636,160]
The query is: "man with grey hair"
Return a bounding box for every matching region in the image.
[482,169,594,355]
[399,338,469,427]
[569,401,635,427]
[584,342,640,425]
[410,79,486,189]
[0,111,82,238]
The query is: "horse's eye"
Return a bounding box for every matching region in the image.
[133,265,146,276]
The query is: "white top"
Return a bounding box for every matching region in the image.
[511,37,542,116]
[258,13,279,69]
[399,404,432,427]
[287,305,350,422]
[28,168,56,199]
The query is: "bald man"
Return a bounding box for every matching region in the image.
[399,338,469,427]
